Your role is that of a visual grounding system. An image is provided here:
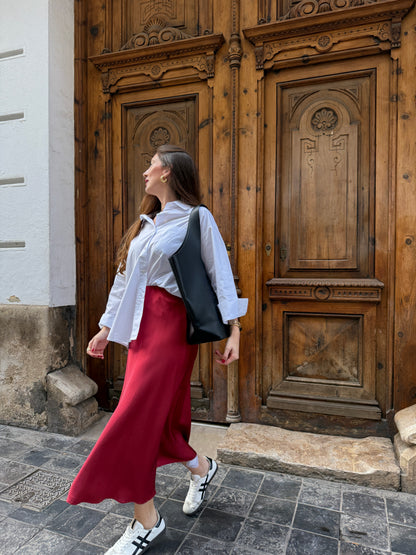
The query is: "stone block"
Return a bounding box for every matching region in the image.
[46,365,100,435]
[217,423,400,490]
[46,365,98,407]
[394,403,416,445]
[47,396,100,436]
[394,433,416,494]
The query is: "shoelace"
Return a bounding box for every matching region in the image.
[116,526,137,550]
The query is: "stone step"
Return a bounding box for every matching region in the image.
[217,423,401,490]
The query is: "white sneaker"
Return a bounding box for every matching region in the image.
[105,512,166,554]
[183,457,218,515]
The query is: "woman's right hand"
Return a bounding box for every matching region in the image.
[86,327,110,359]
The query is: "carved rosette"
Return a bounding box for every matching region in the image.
[311,108,338,133]
[150,127,171,148]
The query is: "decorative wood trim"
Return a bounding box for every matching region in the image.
[281,0,379,20]
[243,0,415,69]
[266,278,384,302]
[120,20,193,50]
[267,391,382,420]
[90,34,225,93]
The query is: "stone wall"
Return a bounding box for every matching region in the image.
[0,1,90,433]
[0,305,74,428]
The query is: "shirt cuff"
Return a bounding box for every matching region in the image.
[98,314,114,330]
[218,297,248,324]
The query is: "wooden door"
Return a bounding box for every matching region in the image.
[239,1,413,435]
[75,1,416,431]
[76,0,234,421]
[262,61,387,422]
[109,85,213,411]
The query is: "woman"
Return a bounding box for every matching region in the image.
[67,145,248,555]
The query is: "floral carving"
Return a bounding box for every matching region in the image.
[120,17,192,50]
[281,0,378,20]
[150,127,171,148]
[311,108,338,133]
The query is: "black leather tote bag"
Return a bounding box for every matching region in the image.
[169,205,230,345]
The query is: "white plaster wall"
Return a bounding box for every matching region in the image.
[0,0,75,307]
[49,0,75,307]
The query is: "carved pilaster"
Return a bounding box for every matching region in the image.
[226,0,242,424]
[226,361,241,422]
[228,0,242,274]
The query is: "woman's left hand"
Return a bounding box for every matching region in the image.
[215,327,240,365]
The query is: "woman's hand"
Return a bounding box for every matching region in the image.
[86,327,110,359]
[215,326,240,365]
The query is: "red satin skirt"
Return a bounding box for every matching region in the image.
[67,286,198,505]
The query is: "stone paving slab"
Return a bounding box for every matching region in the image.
[0,423,416,554]
[1,469,73,510]
[217,423,401,490]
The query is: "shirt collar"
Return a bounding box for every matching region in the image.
[140,200,194,225]
[163,200,194,212]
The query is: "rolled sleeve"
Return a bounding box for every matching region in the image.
[98,269,126,330]
[200,207,248,323]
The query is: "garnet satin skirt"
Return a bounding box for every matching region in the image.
[67,286,198,505]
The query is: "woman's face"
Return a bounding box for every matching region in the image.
[143,154,170,198]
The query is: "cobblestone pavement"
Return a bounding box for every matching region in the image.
[0,423,416,554]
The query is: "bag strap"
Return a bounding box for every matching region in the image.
[188,205,201,244]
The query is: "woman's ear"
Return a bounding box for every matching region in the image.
[161,168,171,181]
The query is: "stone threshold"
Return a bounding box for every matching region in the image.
[217,422,401,491]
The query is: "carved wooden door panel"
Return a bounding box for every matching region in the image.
[108,86,213,411]
[108,95,198,407]
[261,56,391,429]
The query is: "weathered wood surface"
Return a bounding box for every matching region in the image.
[75,0,416,431]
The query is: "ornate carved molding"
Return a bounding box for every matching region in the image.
[120,17,193,49]
[228,31,243,69]
[281,0,378,20]
[90,34,224,93]
[243,0,415,70]
[266,278,384,302]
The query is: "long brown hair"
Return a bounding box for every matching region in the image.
[115,145,201,273]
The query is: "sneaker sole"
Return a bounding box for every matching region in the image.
[183,462,218,516]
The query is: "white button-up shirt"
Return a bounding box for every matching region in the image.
[99,201,248,347]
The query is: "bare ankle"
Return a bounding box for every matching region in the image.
[134,513,157,530]
[133,503,158,530]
